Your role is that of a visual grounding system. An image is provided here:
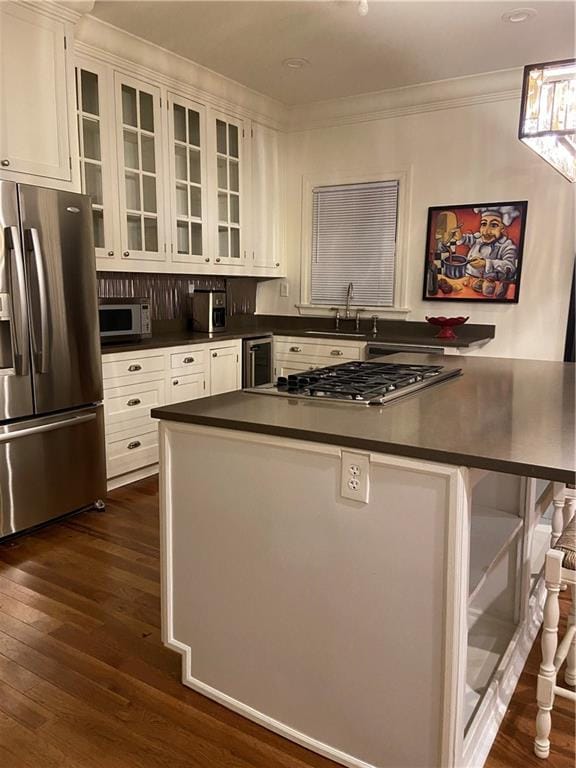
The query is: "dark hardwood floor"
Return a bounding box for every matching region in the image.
[0,477,573,768]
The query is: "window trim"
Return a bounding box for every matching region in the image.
[298,167,412,317]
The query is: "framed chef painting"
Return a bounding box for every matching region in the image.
[423,201,528,303]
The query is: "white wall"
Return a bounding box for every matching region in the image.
[258,77,575,361]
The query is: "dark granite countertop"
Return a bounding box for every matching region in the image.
[151,353,575,483]
[102,317,495,354]
[101,330,271,354]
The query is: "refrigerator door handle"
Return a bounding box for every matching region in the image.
[0,412,96,444]
[7,226,30,376]
[28,227,50,374]
[249,348,256,387]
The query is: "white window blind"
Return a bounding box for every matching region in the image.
[310,180,399,307]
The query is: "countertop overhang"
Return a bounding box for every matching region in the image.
[151,353,576,484]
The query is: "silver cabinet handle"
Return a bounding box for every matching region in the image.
[289,346,302,352]
[183,356,194,364]
[28,228,50,374]
[127,440,141,450]
[128,364,142,372]
[123,251,129,258]
[172,379,179,386]
[127,398,141,407]
[0,412,96,444]
[1,159,9,167]
[330,350,343,356]
[8,226,29,376]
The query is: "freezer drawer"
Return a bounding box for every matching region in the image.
[0,406,106,538]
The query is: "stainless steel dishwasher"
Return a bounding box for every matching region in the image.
[242,337,273,388]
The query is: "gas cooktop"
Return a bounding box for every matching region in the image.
[245,361,462,406]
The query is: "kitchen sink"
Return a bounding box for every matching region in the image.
[303,330,366,338]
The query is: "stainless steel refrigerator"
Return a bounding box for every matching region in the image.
[0,182,106,539]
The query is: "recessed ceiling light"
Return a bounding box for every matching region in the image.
[282,58,310,71]
[501,7,537,23]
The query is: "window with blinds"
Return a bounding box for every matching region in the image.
[310,180,399,307]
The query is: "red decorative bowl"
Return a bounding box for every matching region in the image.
[425,316,469,340]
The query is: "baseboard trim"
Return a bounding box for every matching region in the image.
[107,464,158,491]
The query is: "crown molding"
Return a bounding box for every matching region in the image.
[75,15,287,131]
[287,68,523,132]
[17,0,94,23]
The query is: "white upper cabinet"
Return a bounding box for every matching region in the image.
[167,93,208,267]
[115,73,166,262]
[75,59,119,259]
[249,121,282,273]
[0,3,75,185]
[209,110,245,268]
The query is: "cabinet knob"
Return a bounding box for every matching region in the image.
[330,350,343,356]
[127,398,141,407]
[107,250,114,257]
[183,356,194,364]
[204,258,210,263]
[1,159,10,167]
[215,258,221,263]
[275,262,280,267]
[173,379,179,386]
[128,364,142,372]
[127,440,141,450]
[123,251,130,258]
[212,352,217,358]
[289,346,302,353]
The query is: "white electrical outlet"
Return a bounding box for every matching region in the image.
[280,281,289,298]
[341,451,370,503]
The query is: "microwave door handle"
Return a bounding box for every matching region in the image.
[7,226,29,376]
[28,228,50,374]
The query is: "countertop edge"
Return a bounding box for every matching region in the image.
[150,410,575,484]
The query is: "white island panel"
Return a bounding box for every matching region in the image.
[161,422,468,768]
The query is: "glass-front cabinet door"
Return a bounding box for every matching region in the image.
[75,60,118,260]
[211,111,244,267]
[114,73,165,262]
[167,93,207,266]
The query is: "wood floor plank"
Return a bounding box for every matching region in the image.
[0,711,80,768]
[0,475,572,768]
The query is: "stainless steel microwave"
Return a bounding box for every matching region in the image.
[98,297,152,343]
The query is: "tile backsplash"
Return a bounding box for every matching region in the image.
[97,273,225,320]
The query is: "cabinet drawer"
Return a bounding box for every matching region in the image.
[274,339,363,361]
[106,427,158,478]
[169,373,206,403]
[104,380,165,425]
[170,349,206,370]
[102,354,165,382]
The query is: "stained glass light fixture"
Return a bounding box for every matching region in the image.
[519,59,576,182]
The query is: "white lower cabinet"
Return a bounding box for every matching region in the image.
[169,372,206,403]
[102,339,241,487]
[273,336,366,378]
[210,344,241,395]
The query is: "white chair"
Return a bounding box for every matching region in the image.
[534,515,576,759]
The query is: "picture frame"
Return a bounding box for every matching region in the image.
[422,201,528,303]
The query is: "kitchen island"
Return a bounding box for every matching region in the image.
[152,355,575,768]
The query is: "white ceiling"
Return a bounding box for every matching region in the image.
[91,1,576,106]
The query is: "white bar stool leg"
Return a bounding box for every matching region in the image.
[566,583,576,687]
[535,550,563,759]
[551,492,565,547]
